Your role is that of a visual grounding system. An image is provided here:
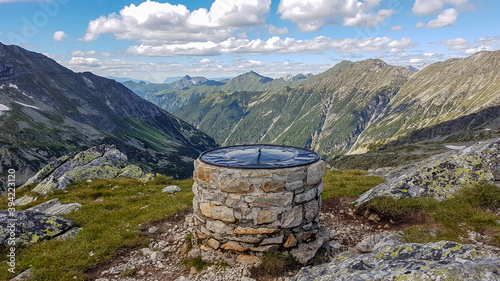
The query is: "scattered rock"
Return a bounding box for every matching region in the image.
[356,138,500,205]
[0,210,76,244]
[162,185,182,193]
[13,195,36,206]
[150,251,165,261]
[367,213,381,223]
[354,233,403,253]
[140,248,154,257]
[26,198,82,215]
[293,241,500,281]
[290,228,328,264]
[24,145,146,194]
[11,267,33,280]
[326,240,343,256]
[148,226,158,234]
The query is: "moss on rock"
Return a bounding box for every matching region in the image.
[356,138,500,205]
[0,210,76,245]
[65,165,120,183]
[293,241,500,281]
[118,165,144,179]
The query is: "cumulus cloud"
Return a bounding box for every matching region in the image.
[427,8,458,27]
[343,9,394,28]
[53,31,68,41]
[268,25,289,35]
[476,36,500,47]
[71,50,115,57]
[200,58,212,63]
[81,0,271,43]
[68,57,101,67]
[415,8,458,28]
[412,0,469,15]
[125,36,414,57]
[390,25,403,31]
[277,0,393,32]
[441,37,468,49]
[440,37,494,55]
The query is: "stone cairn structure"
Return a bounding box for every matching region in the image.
[191,158,327,264]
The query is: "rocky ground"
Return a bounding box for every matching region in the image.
[89,196,398,281]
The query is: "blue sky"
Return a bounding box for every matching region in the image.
[0,0,499,82]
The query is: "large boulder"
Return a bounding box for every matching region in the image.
[293,241,500,281]
[0,210,76,244]
[356,138,500,205]
[23,145,145,194]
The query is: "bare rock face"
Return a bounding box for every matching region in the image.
[356,138,500,205]
[293,241,500,281]
[23,145,145,194]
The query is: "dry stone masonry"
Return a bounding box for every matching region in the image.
[192,158,327,264]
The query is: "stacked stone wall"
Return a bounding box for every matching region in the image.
[192,158,326,262]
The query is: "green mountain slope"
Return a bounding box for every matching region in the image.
[125,71,308,113]
[351,50,500,153]
[0,43,216,188]
[176,59,413,156]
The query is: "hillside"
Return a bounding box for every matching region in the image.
[175,59,413,157]
[175,51,500,159]
[0,42,216,188]
[351,50,500,153]
[125,71,308,113]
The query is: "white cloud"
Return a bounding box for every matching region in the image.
[127,41,221,56]
[440,37,496,56]
[412,0,469,15]
[415,22,425,28]
[53,31,68,41]
[277,0,393,31]
[460,46,493,55]
[441,37,468,49]
[68,57,101,67]
[200,58,212,64]
[390,25,403,31]
[125,36,415,57]
[476,36,500,46]
[81,0,271,43]
[268,25,289,35]
[342,9,393,28]
[71,50,115,57]
[410,58,424,63]
[427,8,458,28]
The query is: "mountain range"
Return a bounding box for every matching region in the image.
[2,42,500,189]
[0,42,216,189]
[124,71,311,113]
[168,50,500,158]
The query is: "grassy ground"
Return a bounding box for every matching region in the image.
[321,169,500,247]
[321,169,385,199]
[0,175,194,281]
[360,183,500,245]
[2,169,499,280]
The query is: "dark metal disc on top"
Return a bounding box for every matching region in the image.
[199,144,320,169]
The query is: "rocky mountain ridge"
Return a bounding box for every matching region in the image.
[124,71,309,113]
[174,50,500,159]
[176,59,413,157]
[0,42,216,189]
